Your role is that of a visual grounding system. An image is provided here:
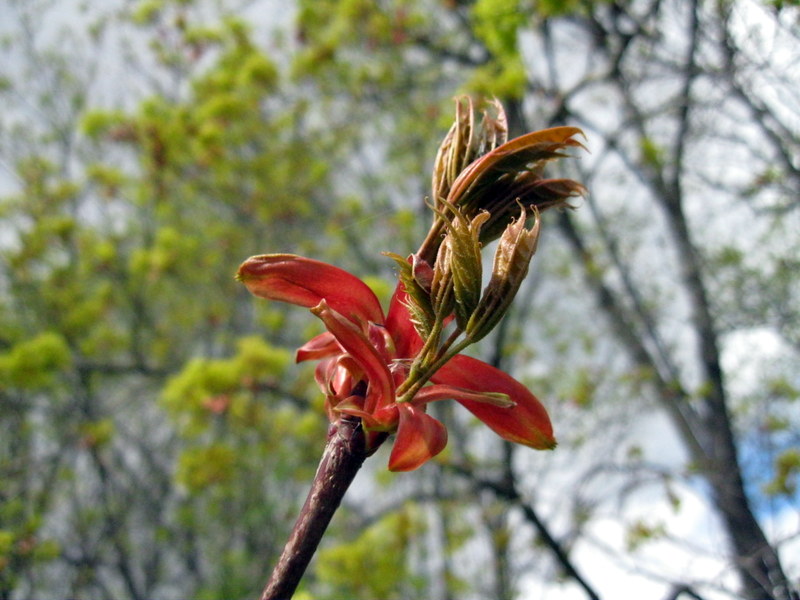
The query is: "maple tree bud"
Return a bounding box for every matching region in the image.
[431,96,507,207]
[383,252,435,339]
[437,204,488,329]
[466,205,541,342]
[419,97,585,264]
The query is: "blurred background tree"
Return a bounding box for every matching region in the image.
[0,0,797,599]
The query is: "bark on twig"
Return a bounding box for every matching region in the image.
[260,416,370,600]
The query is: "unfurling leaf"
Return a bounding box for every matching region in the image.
[384,252,435,339]
[466,206,540,342]
[436,203,487,329]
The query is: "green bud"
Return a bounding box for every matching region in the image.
[449,211,488,329]
[384,252,435,339]
[430,235,455,320]
[466,206,540,342]
[431,202,488,329]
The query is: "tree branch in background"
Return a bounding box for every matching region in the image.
[448,460,602,600]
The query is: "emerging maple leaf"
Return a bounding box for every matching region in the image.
[238,97,585,471]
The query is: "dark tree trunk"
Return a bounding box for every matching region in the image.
[496,0,800,593]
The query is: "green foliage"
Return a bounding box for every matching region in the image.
[535,0,587,16]
[764,448,800,497]
[466,58,527,99]
[472,0,524,56]
[162,335,292,435]
[132,0,166,24]
[314,507,427,599]
[77,418,116,448]
[0,332,71,390]
[640,137,665,168]
[80,109,130,138]
[0,2,340,597]
[294,0,422,78]
[767,377,799,401]
[177,443,237,490]
[0,496,61,594]
[568,368,597,408]
[466,0,527,98]
[625,519,667,551]
[767,0,800,10]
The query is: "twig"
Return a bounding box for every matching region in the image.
[259,416,372,600]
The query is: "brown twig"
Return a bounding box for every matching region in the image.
[259,416,372,600]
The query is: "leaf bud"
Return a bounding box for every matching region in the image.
[430,202,488,328]
[384,252,435,339]
[466,205,541,342]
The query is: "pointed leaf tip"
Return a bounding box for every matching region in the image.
[432,354,555,450]
[237,254,384,324]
